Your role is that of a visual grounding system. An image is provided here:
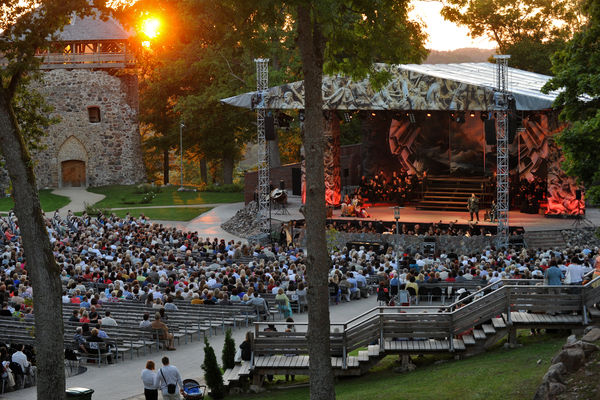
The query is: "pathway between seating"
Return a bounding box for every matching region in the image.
[47,187,106,217]
[1,297,381,400]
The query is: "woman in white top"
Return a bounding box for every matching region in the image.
[141,360,159,400]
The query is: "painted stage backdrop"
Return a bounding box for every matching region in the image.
[355,111,582,215]
[263,64,495,111]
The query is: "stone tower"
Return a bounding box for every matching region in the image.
[28,13,146,188]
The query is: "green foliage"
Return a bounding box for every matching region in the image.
[201,183,243,193]
[87,184,243,208]
[0,189,69,212]
[339,114,362,146]
[133,183,162,194]
[13,77,60,153]
[79,207,212,221]
[83,202,110,218]
[222,328,236,370]
[202,337,226,399]
[440,0,583,73]
[543,0,600,203]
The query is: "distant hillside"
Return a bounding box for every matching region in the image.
[425,48,496,64]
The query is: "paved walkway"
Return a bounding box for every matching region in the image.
[48,188,105,217]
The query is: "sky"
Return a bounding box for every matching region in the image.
[410,1,497,51]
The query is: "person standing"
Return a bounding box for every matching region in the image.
[141,360,159,400]
[155,356,184,399]
[467,193,480,221]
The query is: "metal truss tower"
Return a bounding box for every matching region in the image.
[494,55,510,248]
[255,58,270,234]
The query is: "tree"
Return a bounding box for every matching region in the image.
[222,328,236,370]
[119,0,302,185]
[0,2,104,399]
[291,2,427,398]
[543,0,600,203]
[440,0,584,73]
[202,337,225,399]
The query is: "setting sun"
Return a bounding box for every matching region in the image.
[141,17,161,39]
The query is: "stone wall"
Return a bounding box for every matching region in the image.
[326,231,508,255]
[29,69,145,188]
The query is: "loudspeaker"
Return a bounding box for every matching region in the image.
[265,115,276,140]
[485,119,496,145]
[508,115,517,143]
[576,190,582,200]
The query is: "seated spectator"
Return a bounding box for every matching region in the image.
[139,312,152,328]
[101,311,118,326]
[150,312,175,351]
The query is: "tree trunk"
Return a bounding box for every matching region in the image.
[222,154,234,185]
[163,148,170,185]
[0,94,66,399]
[200,158,208,184]
[297,4,336,400]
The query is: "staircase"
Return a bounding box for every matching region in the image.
[222,279,600,388]
[417,177,492,211]
[524,230,566,249]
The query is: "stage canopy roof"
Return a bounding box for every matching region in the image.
[221,62,560,112]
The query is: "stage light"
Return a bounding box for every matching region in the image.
[371,112,376,117]
[455,112,466,124]
[426,113,431,118]
[470,112,475,118]
[480,112,488,121]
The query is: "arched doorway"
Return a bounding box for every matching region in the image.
[61,160,86,187]
[57,136,88,188]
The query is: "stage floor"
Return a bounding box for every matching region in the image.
[331,205,600,232]
[270,195,599,232]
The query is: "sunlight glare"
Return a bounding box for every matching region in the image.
[141,17,161,39]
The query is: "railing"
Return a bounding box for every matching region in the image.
[252,277,600,370]
[34,52,135,68]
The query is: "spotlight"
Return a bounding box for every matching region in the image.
[480,112,488,122]
[426,113,431,118]
[455,111,466,124]
[470,112,475,118]
[371,112,376,117]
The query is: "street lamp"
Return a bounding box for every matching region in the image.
[179,121,185,190]
[392,206,402,276]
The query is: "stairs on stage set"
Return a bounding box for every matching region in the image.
[417,176,492,212]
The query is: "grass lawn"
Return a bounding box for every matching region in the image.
[87,185,243,208]
[229,332,566,400]
[77,207,212,221]
[0,189,70,212]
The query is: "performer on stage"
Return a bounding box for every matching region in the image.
[489,200,497,222]
[467,193,480,221]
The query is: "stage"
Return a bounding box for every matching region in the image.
[271,195,599,232]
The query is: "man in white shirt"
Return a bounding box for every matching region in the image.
[101,311,118,326]
[155,356,184,399]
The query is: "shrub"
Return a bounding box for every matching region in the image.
[84,202,109,217]
[134,183,161,194]
[202,337,225,399]
[222,328,236,370]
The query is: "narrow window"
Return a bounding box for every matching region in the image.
[88,106,101,123]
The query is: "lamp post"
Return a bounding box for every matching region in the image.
[393,206,402,272]
[179,121,185,190]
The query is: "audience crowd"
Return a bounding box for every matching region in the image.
[0,208,598,393]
